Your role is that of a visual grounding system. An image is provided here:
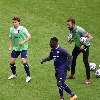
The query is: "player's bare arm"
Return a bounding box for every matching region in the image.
[8,38,12,51]
[19,33,31,45]
[84,32,93,40]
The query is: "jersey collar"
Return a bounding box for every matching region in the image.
[55,45,59,49]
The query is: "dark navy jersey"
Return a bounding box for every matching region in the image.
[48,47,72,70]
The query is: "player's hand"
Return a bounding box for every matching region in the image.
[8,48,12,51]
[40,58,45,64]
[67,40,72,44]
[40,60,44,64]
[19,41,25,45]
[80,45,85,50]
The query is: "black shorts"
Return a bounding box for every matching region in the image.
[11,50,28,58]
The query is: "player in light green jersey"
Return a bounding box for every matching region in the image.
[8,16,31,82]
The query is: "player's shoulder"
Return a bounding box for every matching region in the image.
[76,25,85,31]
[19,26,26,30]
[57,47,66,52]
[20,26,28,32]
[10,26,14,30]
[10,26,14,33]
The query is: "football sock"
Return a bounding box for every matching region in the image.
[10,64,16,75]
[23,63,30,76]
[58,86,63,97]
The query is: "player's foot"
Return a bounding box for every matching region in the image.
[68,74,75,79]
[84,79,92,85]
[8,74,16,80]
[60,98,64,100]
[26,76,31,82]
[70,95,77,100]
[60,97,64,100]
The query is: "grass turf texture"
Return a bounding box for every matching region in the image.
[0,0,100,100]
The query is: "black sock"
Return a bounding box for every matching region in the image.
[10,64,16,75]
[23,63,30,76]
[58,86,63,97]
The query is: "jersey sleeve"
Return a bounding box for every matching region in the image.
[78,27,87,36]
[49,51,53,60]
[45,51,53,61]
[42,51,53,63]
[23,27,30,36]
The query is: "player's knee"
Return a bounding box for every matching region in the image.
[57,80,63,87]
[9,58,16,64]
[10,60,15,65]
[21,58,27,64]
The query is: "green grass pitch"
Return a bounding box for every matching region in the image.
[0,0,100,100]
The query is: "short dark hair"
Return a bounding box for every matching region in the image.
[12,16,20,22]
[67,17,75,24]
[50,37,58,43]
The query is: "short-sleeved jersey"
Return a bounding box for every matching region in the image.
[9,26,29,51]
[68,25,89,47]
[48,47,72,71]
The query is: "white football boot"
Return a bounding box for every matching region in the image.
[26,76,31,82]
[8,74,16,80]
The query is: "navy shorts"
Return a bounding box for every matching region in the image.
[11,50,28,58]
[55,69,67,81]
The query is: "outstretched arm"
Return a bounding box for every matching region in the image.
[41,52,53,64]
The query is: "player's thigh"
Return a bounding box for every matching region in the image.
[72,46,81,57]
[55,71,66,86]
[9,50,19,64]
[57,77,65,87]
[9,57,16,64]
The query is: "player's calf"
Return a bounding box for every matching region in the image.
[8,63,17,80]
[21,58,31,82]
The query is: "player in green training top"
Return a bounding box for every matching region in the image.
[8,16,31,82]
[67,18,93,84]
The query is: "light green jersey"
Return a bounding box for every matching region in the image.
[68,25,90,47]
[9,26,29,51]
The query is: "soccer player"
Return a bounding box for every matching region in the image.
[8,16,31,82]
[41,37,77,100]
[67,18,93,84]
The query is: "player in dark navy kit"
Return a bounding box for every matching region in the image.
[41,37,77,100]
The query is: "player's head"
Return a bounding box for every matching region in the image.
[49,37,58,49]
[67,17,75,30]
[12,16,20,28]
